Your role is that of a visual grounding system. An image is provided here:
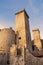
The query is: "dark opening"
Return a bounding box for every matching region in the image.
[32,45,34,51]
[19,37,21,39]
[7,60,10,65]
[17,48,21,56]
[15,34,17,44]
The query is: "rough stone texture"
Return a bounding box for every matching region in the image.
[25,48,43,65]
[10,44,17,65]
[0,28,15,65]
[14,9,32,50]
[32,29,43,57]
[32,29,42,50]
[10,44,25,65]
[0,28,15,52]
[0,9,43,65]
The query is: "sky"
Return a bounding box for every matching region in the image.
[0,0,43,39]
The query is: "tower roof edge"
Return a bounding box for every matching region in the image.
[15,9,29,18]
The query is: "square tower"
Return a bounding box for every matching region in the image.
[14,9,32,50]
[32,29,42,50]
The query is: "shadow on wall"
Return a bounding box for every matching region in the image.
[32,45,43,57]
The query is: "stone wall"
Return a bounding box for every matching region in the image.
[0,28,15,65]
[25,48,43,65]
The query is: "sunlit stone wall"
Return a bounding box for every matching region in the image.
[0,28,15,65]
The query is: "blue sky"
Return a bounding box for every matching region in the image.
[0,0,43,39]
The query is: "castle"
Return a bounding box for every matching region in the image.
[0,9,43,65]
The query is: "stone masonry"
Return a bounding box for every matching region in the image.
[0,9,43,65]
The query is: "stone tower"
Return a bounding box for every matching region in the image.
[32,29,42,50]
[13,9,32,65]
[14,9,31,49]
